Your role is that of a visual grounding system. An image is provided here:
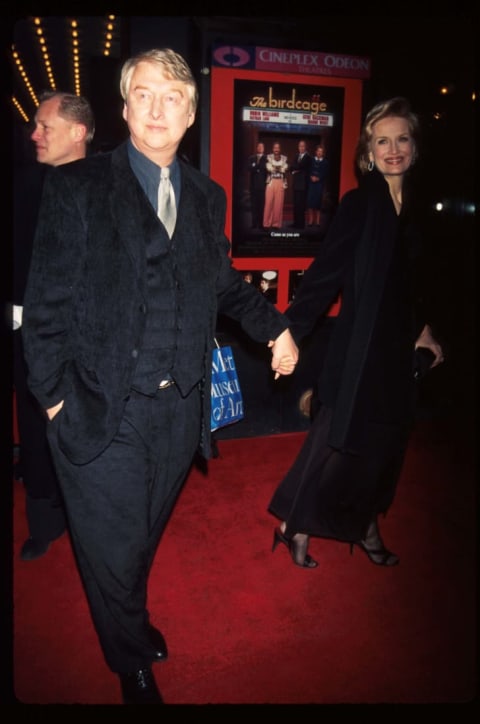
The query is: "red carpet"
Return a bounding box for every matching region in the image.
[10,417,477,707]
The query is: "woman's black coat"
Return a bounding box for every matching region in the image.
[286,169,426,454]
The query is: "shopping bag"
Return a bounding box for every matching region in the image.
[210,339,244,432]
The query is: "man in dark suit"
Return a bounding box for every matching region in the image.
[290,139,310,228]
[14,91,95,561]
[22,48,299,705]
[247,141,267,228]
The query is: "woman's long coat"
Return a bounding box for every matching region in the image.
[286,169,426,454]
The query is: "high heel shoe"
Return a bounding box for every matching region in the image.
[272,527,318,568]
[349,540,399,566]
[349,517,399,566]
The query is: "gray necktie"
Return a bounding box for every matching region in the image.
[158,167,176,238]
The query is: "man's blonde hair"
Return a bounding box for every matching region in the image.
[120,48,198,113]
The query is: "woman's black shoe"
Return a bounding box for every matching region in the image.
[350,540,399,566]
[272,527,318,568]
[350,518,399,566]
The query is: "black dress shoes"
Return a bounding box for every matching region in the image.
[148,624,168,660]
[119,667,164,705]
[20,537,51,561]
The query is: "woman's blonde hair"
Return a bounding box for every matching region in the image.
[355,97,420,174]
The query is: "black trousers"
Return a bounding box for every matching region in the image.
[14,330,66,541]
[47,383,201,673]
[292,189,307,228]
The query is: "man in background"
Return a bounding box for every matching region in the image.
[13,91,95,560]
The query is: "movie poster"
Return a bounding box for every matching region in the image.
[231,78,345,258]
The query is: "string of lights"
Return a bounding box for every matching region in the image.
[32,17,56,92]
[11,15,120,123]
[12,95,29,123]
[70,19,81,96]
[11,45,39,114]
[103,15,117,57]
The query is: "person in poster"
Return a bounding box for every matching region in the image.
[259,270,278,304]
[247,141,268,229]
[289,139,311,229]
[263,141,288,230]
[306,144,330,227]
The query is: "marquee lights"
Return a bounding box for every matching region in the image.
[32,17,56,90]
[103,15,117,57]
[11,15,120,122]
[70,19,82,95]
[12,95,29,122]
[11,46,39,110]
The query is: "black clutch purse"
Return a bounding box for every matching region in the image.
[413,347,435,380]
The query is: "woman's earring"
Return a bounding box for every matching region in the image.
[367,160,374,172]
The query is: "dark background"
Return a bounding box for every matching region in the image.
[5,13,476,436]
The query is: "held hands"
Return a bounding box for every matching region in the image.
[268,328,299,380]
[415,324,445,368]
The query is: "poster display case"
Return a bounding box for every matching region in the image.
[210,46,368,312]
